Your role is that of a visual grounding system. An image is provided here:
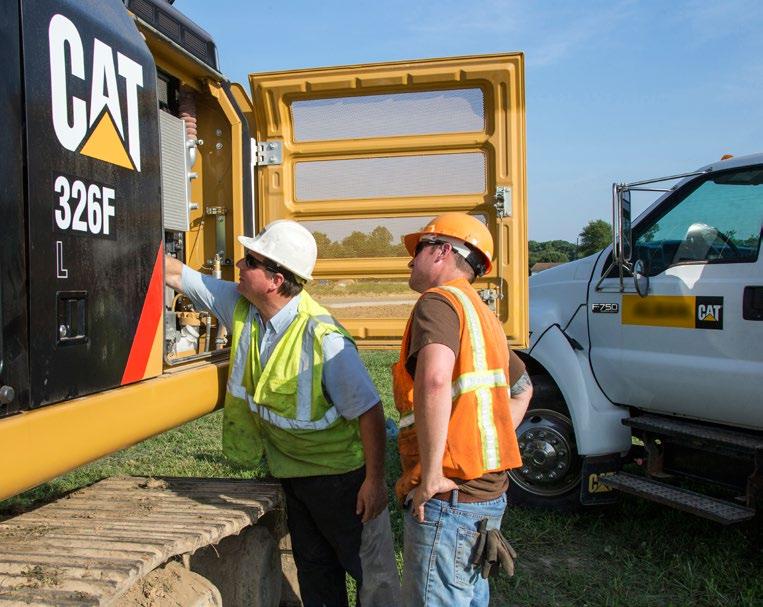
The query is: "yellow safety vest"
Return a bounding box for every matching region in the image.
[223,292,364,477]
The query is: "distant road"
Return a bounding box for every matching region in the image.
[323,297,417,309]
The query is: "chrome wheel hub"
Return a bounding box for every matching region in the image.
[509,408,579,496]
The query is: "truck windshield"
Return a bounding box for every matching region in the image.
[632,166,763,276]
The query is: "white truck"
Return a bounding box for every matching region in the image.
[513,153,763,524]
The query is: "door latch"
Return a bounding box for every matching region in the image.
[478,288,500,312]
[495,186,512,218]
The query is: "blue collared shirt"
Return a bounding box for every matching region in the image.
[180,266,379,419]
[254,293,300,368]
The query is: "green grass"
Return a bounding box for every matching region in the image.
[2,351,761,606]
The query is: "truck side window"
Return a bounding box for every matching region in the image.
[632,167,763,276]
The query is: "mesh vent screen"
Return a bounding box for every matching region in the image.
[156,77,168,108]
[159,111,189,232]
[128,0,154,22]
[157,12,181,39]
[295,153,485,201]
[291,89,484,142]
[184,31,208,61]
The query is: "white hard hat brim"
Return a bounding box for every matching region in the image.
[237,233,314,281]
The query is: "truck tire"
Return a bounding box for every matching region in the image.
[508,375,582,511]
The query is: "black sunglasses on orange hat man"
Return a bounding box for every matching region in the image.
[413,239,447,257]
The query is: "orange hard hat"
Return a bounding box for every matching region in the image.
[404,212,493,275]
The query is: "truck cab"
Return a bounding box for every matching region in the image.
[516,153,763,523]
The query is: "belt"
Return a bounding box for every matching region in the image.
[431,490,489,504]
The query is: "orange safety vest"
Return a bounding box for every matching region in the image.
[393,278,522,501]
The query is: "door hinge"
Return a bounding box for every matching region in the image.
[478,288,500,313]
[495,186,512,218]
[253,140,283,166]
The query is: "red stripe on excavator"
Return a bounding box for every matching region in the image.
[121,244,164,385]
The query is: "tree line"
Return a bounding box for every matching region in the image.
[530,219,611,268]
[314,220,613,272]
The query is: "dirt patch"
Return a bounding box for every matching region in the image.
[136,497,157,513]
[0,523,55,540]
[114,561,221,607]
[137,478,168,491]
[20,564,62,589]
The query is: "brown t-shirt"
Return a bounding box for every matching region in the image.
[406,292,526,500]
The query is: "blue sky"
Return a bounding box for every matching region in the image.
[179,0,763,242]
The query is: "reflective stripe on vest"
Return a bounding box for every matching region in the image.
[440,285,504,470]
[226,311,341,431]
[451,369,508,399]
[227,305,257,399]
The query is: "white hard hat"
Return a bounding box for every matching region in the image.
[238,220,317,281]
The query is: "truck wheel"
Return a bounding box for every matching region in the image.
[508,375,582,511]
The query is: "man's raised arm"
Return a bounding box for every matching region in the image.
[165,255,184,292]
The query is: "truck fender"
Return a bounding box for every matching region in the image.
[528,324,631,456]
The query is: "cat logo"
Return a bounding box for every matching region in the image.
[695,296,723,330]
[588,472,614,494]
[698,306,720,322]
[49,14,144,171]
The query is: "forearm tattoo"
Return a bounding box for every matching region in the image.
[510,371,532,397]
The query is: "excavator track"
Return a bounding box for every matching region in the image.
[0,476,283,606]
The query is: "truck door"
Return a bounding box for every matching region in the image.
[247,55,528,348]
[589,163,763,429]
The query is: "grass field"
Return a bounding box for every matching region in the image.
[1,351,761,606]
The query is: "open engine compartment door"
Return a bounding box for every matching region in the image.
[249,54,528,347]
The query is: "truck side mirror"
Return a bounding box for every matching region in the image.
[596,184,636,293]
[615,187,632,264]
[633,258,649,297]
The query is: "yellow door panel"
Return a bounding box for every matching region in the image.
[249,54,527,348]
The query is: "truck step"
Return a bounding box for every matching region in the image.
[623,414,763,456]
[0,476,283,606]
[601,472,755,525]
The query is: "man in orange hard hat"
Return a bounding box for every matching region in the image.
[393,212,533,605]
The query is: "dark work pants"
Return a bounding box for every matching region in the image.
[280,466,365,607]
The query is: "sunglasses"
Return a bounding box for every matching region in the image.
[414,239,445,257]
[244,253,280,274]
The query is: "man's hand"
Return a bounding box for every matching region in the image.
[409,475,458,523]
[356,403,387,523]
[356,476,387,523]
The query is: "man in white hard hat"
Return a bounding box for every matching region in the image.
[165,219,400,607]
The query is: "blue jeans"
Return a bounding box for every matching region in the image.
[402,492,507,606]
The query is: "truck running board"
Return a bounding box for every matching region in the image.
[623,414,763,456]
[601,472,755,525]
